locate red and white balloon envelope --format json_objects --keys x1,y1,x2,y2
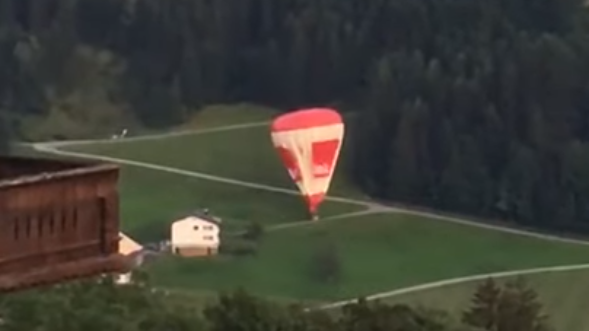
[{"x1": 270, "y1": 108, "x2": 344, "y2": 220}]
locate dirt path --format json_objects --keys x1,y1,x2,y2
[{"x1": 314, "y1": 263, "x2": 589, "y2": 310}]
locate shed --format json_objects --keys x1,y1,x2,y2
[
  {"x1": 115, "y1": 232, "x2": 143, "y2": 285},
  {"x1": 119, "y1": 232, "x2": 143, "y2": 256}
]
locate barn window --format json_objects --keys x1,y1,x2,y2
[
  {"x1": 49, "y1": 214, "x2": 55, "y2": 234},
  {"x1": 13, "y1": 217, "x2": 20, "y2": 240},
  {"x1": 72, "y1": 207, "x2": 78, "y2": 229},
  {"x1": 98, "y1": 197, "x2": 108, "y2": 254},
  {"x1": 25, "y1": 216, "x2": 31, "y2": 237},
  {"x1": 37, "y1": 215, "x2": 44, "y2": 237},
  {"x1": 98, "y1": 197, "x2": 107, "y2": 219},
  {"x1": 60, "y1": 207, "x2": 67, "y2": 232}
]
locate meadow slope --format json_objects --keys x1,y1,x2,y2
[{"x1": 30, "y1": 105, "x2": 589, "y2": 329}]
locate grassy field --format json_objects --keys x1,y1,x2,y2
[
  {"x1": 384, "y1": 268, "x2": 589, "y2": 331},
  {"x1": 58, "y1": 106, "x2": 365, "y2": 241},
  {"x1": 146, "y1": 213, "x2": 589, "y2": 302},
  {"x1": 32, "y1": 105, "x2": 362, "y2": 240},
  {"x1": 64, "y1": 109, "x2": 361, "y2": 199},
  {"x1": 39, "y1": 104, "x2": 589, "y2": 327},
  {"x1": 178, "y1": 103, "x2": 278, "y2": 128},
  {"x1": 116, "y1": 165, "x2": 359, "y2": 241}
]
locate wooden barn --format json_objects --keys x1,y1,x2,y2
[{"x1": 0, "y1": 155, "x2": 127, "y2": 292}]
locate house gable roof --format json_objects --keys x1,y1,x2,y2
[{"x1": 175, "y1": 210, "x2": 222, "y2": 225}]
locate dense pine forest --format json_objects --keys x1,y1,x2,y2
[{"x1": 0, "y1": 0, "x2": 589, "y2": 232}]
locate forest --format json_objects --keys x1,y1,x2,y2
[{"x1": 0, "y1": 0, "x2": 588, "y2": 233}]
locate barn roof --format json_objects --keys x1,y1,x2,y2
[{"x1": 0, "y1": 155, "x2": 118, "y2": 189}]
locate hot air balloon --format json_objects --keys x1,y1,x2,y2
[{"x1": 270, "y1": 108, "x2": 344, "y2": 220}]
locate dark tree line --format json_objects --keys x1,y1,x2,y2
[
  {"x1": 350, "y1": 0, "x2": 589, "y2": 232},
  {"x1": 0, "y1": 274, "x2": 552, "y2": 331},
  {"x1": 0, "y1": 0, "x2": 588, "y2": 230}
]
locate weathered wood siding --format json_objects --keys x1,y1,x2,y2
[{"x1": 0, "y1": 157, "x2": 124, "y2": 291}]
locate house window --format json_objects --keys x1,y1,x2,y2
[
  {"x1": 204, "y1": 225, "x2": 214, "y2": 231},
  {"x1": 193, "y1": 225, "x2": 199, "y2": 231},
  {"x1": 203, "y1": 235, "x2": 214, "y2": 241}
]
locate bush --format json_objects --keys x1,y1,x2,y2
[
  {"x1": 307, "y1": 241, "x2": 342, "y2": 284},
  {"x1": 241, "y1": 220, "x2": 265, "y2": 241},
  {"x1": 462, "y1": 277, "x2": 552, "y2": 331},
  {"x1": 219, "y1": 239, "x2": 258, "y2": 257}
]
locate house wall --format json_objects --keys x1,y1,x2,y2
[
  {"x1": 175, "y1": 246, "x2": 218, "y2": 257},
  {"x1": 171, "y1": 217, "x2": 220, "y2": 249},
  {"x1": 0, "y1": 163, "x2": 123, "y2": 290}
]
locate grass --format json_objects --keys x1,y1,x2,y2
[
  {"x1": 23, "y1": 104, "x2": 361, "y2": 241},
  {"x1": 58, "y1": 104, "x2": 364, "y2": 242},
  {"x1": 178, "y1": 103, "x2": 278, "y2": 129},
  {"x1": 384, "y1": 268, "x2": 589, "y2": 331},
  {"x1": 64, "y1": 109, "x2": 361, "y2": 199},
  {"x1": 116, "y1": 166, "x2": 359, "y2": 241},
  {"x1": 144, "y1": 213, "x2": 589, "y2": 302}
]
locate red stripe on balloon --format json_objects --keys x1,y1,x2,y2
[
  {"x1": 305, "y1": 192, "x2": 326, "y2": 215},
  {"x1": 275, "y1": 146, "x2": 301, "y2": 182},
  {"x1": 271, "y1": 108, "x2": 342, "y2": 132},
  {"x1": 311, "y1": 139, "x2": 340, "y2": 179}
]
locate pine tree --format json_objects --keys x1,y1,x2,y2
[
  {"x1": 204, "y1": 289, "x2": 285, "y2": 331},
  {"x1": 462, "y1": 278, "x2": 501, "y2": 329},
  {"x1": 462, "y1": 277, "x2": 553, "y2": 331}
]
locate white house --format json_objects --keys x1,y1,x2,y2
[
  {"x1": 115, "y1": 232, "x2": 143, "y2": 284},
  {"x1": 171, "y1": 212, "x2": 221, "y2": 257}
]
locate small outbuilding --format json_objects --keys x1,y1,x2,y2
[
  {"x1": 171, "y1": 211, "x2": 221, "y2": 257},
  {"x1": 115, "y1": 232, "x2": 143, "y2": 284}
]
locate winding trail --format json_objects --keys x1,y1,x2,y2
[
  {"x1": 27, "y1": 121, "x2": 589, "y2": 307},
  {"x1": 315, "y1": 263, "x2": 589, "y2": 310}
]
